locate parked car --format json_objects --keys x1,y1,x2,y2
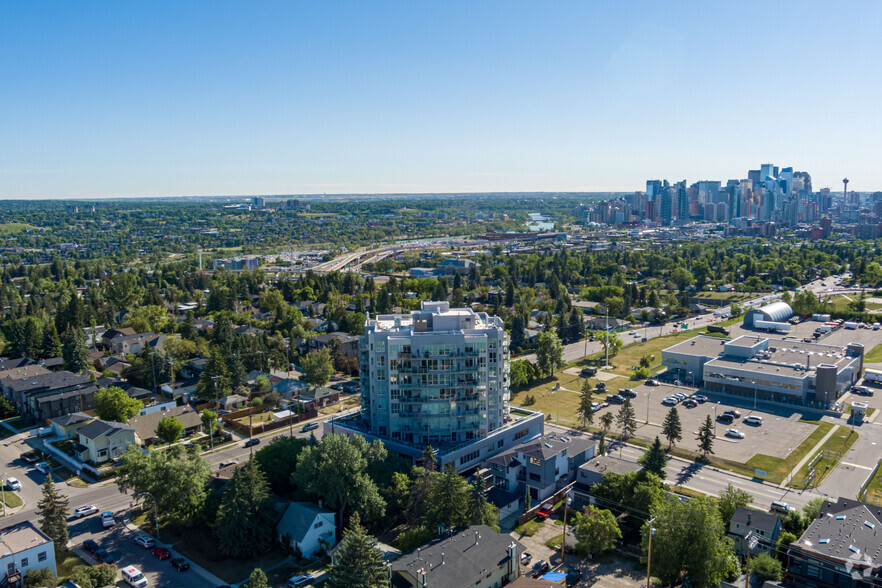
[
  {"x1": 566, "y1": 570, "x2": 584, "y2": 586},
  {"x1": 93, "y1": 549, "x2": 116, "y2": 564},
  {"x1": 301, "y1": 422, "x2": 319, "y2": 433},
  {"x1": 619, "y1": 388, "x2": 637, "y2": 398},
  {"x1": 646, "y1": 379, "x2": 659, "y2": 386},
  {"x1": 606, "y1": 394, "x2": 625, "y2": 404},
  {"x1": 520, "y1": 552, "x2": 532, "y2": 566},
  {"x1": 82, "y1": 539, "x2": 100, "y2": 554},
  {"x1": 662, "y1": 397, "x2": 678, "y2": 406},
  {"x1": 243, "y1": 437, "x2": 261, "y2": 448},
  {"x1": 532, "y1": 561, "x2": 551, "y2": 577},
  {"x1": 743, "y1": 415, "x2": 764, "y2": 426},
  {"x1": 725, "y1": 429, "x2": 745, "y2": 439},
  {"x1": 288, "y1": 574, "x2": 315, "y2": 586},
  {"x1": 73, "y1": 505, "x2": 99, "y2": 518},
  {"x1": 723, "y1": 409, "x2": 742, "y2": 418},
  {"x1": 716, "y1": 414, "x2": 735, "y2": 424},
  {"x1": 134, "y1": 536, "x2": 155, "y2": 549},
  {"x1": 19, "y1": 451, "x2": 39, "y2": 464},
  {"x1": 853, "y1": 386, "x2": 873, "y2": 396},
  {"x1": 691, "y1": 395, "x2": 708, "y2": 403},
  {"x1": 170, "y1": 557, "x2": 190, "y2": 571},
  {"x1": 152, "y1": 547, "x2": 171, "y2": 560},
  {"x1": 536, "y1": 503, "x2": 554, "y2": 520},
  {"x1": 35, "y1": 462, "x2": 51, "y2": 474},
  {"x1": 591, "y1": 402, "x2": 602, "y2": 412},
  {"x1": 682, "y1": 399, "x2": 698, "y2": 408},
  {"x1": 101, "y1": 511, "x2": 114, "y2": 528},
  {"x1": 5, "y1": 477, "x2": 21, "y2": 491}
]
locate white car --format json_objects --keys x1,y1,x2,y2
[
  {"x1": 35, "y1": 462, "x2": 51, "y2": 474},
  {"x1": 134, "y1": 535, "x2": 155, "y2": 549},
  {"x1": 73, "y1": 505, "x2": 99, "y2": 518},
  {"x1": 662, "y1": 397, "x2": 678, "y2": 406},
  {"x1": 5, "y1": 477, "x2": 21, "y2": 491},
  {"x1": 725, "y1": 429, "x2": 745, "y2": 439},
  {"x1": 101, "y1": 511, "x2": 115, "y2": 528},
  {"x1": 743, "y1": 415, "x2": 764, "y2": 426}
]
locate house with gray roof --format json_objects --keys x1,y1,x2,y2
[
  {"x1": 48, "y1": 412, "x2": 96, "y2": 440},
  {"x1": 576, "y1": 455, "x2": 642, "y2": 488},
  {"x1": 76, "y1": 419, "x2": 136, "y2": 465},
  {"x1": 1, "y1": 370, "x2": 96, "y2": 420},
  {"x1": 390, "y1": 525, "x2": 523, "y2": 588},
  {"x1": 728, "y1": 506, "x2": 781, "y2": 556},
  {"x1": 276, "y1": 502, "x2": 336, "y2": 560},
  {"x1": 127, "y1": 406, "x2": 203, "y2": 446}
]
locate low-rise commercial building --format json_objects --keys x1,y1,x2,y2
[{"x1": 0, "y1": 521, "x2": 56, "y2": 586}]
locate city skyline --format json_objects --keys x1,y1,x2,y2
[{"x1": 3, "y1": 1, "x2": 881, "y2": 199}]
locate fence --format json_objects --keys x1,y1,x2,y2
[
  {"x1": 515, "y1": 481, "x2": 576, "y2": 527},
  {"x1": 222, "y1": 409, "x2": 318, "y2": 435},
  {"x1": 859, "y1": 457, "x2": 882, "y2": 502}
]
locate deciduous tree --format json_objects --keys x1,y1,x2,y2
[
  {"x1": 717, "y1": 484, "x2": 753, "y2": 524},
  {"x1": 301, "y1": 348, "x2": 334, "y2": 387},
  {"x1": 94, "y1": 386, "x2": 143, "y2": 423},
  {"x1": 573, "y1": 506, "x2": 621, "y2": 556},
  {"x1": 536, "y1": 331, "x2": 564, "y2": 377},
  {"x1": 155, "y1": 416, "x2": 184, "y2": 445}
]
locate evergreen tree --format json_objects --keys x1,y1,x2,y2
[
  {"x1": 597, "y1": 432, "x2": 606, "y2": 455},
  {"x1": 61, "y1": 328, "x2": 90, "y2": 373},
  {"x1": 639, "y1": 436, "x2": 667, "y2": 479},
  {"x1": 37, "y1": 477, "x2": 70, "y2": 558},
  {"x1": 615, "y1": 398, "x2": 637, "y2": 441},
  {"x1": 328, "y1": 512, "x2": 390, "y2": 588},
  {"x1": 217, "y1": 459, "x2": 277, "y2": 557},
  {"x1": 245, "y1": 568, "x2": 268, "y2": 588},
  {"x1": 576, "y1": 378, "x2": 595, "y2": 429},
  {"x1": 599, "y1": 412, "x2": 614, "y2": 435},
  {"x1": 428, "y1": 462, "x2": 469, "y2": 530},
  {"x1": 466, "y1": 474, "x2": 498, "y2": 530},
  {"x1": 697, "y1": 415, "x2": 715, "y2": 457},
  {"x1": 41, "y1": 322, "x2": 62, "y2": 359},
  {"x1": 662, "y1": 407, "x2": 683, "y2": 449}
]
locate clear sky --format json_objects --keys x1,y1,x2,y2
[{"x1": 2, "y1": 1, "x2": 881, "y2": 199}]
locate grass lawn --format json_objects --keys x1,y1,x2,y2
[
  {"x1": 793, "y1": 426, "x2": 859, "y2": 488},
  {"x1": 510, "y1": 371, "x2": 630, "y2": 429},
  {"x1": 744, "y1": 421, "x2": 833, "y2": 485},
  {"x1": 865, "y1": 344, "x2": 882, "y2": 363},
  {"x1": 863, "y1": 463, "x2": 882, "y2": 506},
  {"x1": 514, "y1": 520, "x2": 543, "y2": 537},
  {"x1": 1, "y1": 491, "x2": 23, "y2": 509},
  {"x1": 56, "y1": 550, "x2": 89, "y2": 581},
  {"x1": 0, "y1": 222, "x2": 37, "y2": 236}
]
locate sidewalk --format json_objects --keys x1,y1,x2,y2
[{"x1": 784, "y1": 424, "x2": 840, "y2": 486}]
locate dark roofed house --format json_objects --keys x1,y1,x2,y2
[
  {"x1": 390, "y1": 526, "x2": 523, "y2": 588},
  {"x1": 276, "y1": 502, "x2": 336, "y2": 560},
  {"x1": 307, "y1": 332, "x2": 359, "y2": 358},
  {"x1": 48, "y1": 412, "x2": 96, "y2": 440},
  {"x1": 127, "y1": 405, "x2": 202, "y2": 446},
  {"x1": 728, "y1": 506, "x2": 781, "y2": 556},
  {"x1": 76, "y1": 419, "x2": 136, "y2": 464},
  {"x1": 786, "y1": 497, "x2": 882, "y2": 587},
  {"x1": 100, "y1": 327, "x2": 136, "y2": 350},
  {"x1": 576, "y1": 455, "x2": 643, "y2": 488},
  {"x1": 297, "y1": 387, "x2": 339, "y2": 410},
  {"x1": 2, "y1": 370, "x2": 96, "y2": 420}
]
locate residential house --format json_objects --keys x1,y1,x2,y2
[
  {"x1": 484, "y1": 433, "x2": 595, "y2": 501},
  {"x1": 100, "y1": 327, "x2": 136, "y2": 351},
  {"x1": 728, "y1": 507, "x2": 781, "y2": 557},
  {"x1": 48, "y1": 412, "x2": 96, "y2": 440},
  {"x1": 109, "y1": 332, "x2": 164, "y2": 355},
  {"x1": 95, "y1": 378, "x2": 152, "y2": 402},
  {"x1": 2, "y1": 371, "x2": 96, "y2": 420},
  {"x1": 576, "y1": 455, "x2": 642, "y2": 489},
  {"x1": 785, "y1": 497, "x2": 882, "y2": 587},
  {"x1": 76, "y1": 419, "x2": 136, "y2": 464},
  {"x1": 0, "y1": 521, "x2": 57, "y2": 587},
  {"x1": 307, "y1": 332, "x2": 359, "y2": 359},
  {"x1": 437, "y1": 258, "x2": 477, "y2": 275},
  {"x1": 233, "y1": 325, "x2": 265, "y2": 337},
  {"x1": 297, "y1": 387, "x2": 339, "y2": 410},
  {"x1": 276, "y1": 502, "x2": 336, "y2": 560},
  {"x1": 0, "y1": 365, "x2": 51, "y2": 383},
  {"x1": 219, "y1": 394, "x2": 248, "y2": 411},
  {"x1": 390, "y1": 525, "x2": 523, "y2": 588},
  {"x1": 127, "y1": 406, "x2": 203, "y2": 446},
  {"x1": 272, "y1": 379, "x2": 310, "y2": 399},
  {"x1": 245, "y1": 370, "x2": 281, "y2": 386}
]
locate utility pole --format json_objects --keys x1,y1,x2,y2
[
  {"x1": 136, "y1": 492, "x2": 160, "y2": 541},
  {"x1": 744, "y1": 532, "x2": 758, "y2": 588},
  {"x1": 559, "y1": 489, "x2": 572, "y2": 567},
  {"x1": 210, "y1": 375, "x2": 222, "y2": 451},
  {"x1": 605, "y1": 306, "x2": 609, "y2": 368},
  {"x1": 646, "y1": 516, "x2": 657, "y2": 588}
]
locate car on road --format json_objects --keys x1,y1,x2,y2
[
  {"x1": 536, "y1": 503, "x2": 555, "y2": 520},
  {"x1": 301, "y1": 422, "x2": 319, "y2": 432},
  {"x1": 170, "y1": 557, "x2": 190, "y2": 571},
  {"x1": 743, "y1": 415, "x2": 764, "y2": 426},
  {"x1": 288, "y1": 574, "x2": 315, "y2": 586},
  {"x1": 20, "y1": 451, "x2": 39, "y2": 464},
  {"x1": 629, "y1": 330, "x2": 637, "y2": 336},
  {"x1": 566, "y1": 570, "x2": 584, "y2": 586},
  {"x1": 606, "y1": 394, "x2": 625, "y2": 404},
  {"x1": 73, "y1": 505, "x2": 99, "y2": 518},
  {"x1": 722, "y1": 410, "x2": 741, "y2": 418},
  {"x1": 691, "y1": 395, "x2": 708, "y2": 403},
  {"x1": 134, "y1": 536, "x2": 155, "y2": 549},
  {"x1": 6, "y1": 477, "x2": 21, "y2": 491},
  {"x1": 770, "y1": 501, "x2": 794, "y2": 514},
  {"x1": 101, "y1": 511, "x2": 114, "y2": 528},
  {"x1": 725, "y1": 429, "x2": 745, "y2": 439},
  {"x1": 243, "y1": 438, "x2": 261, "y2": 448},
  {"x1": 619, "y1": 388, "x2": 637, "y2": 398},
  {"x1": 646, "y1": 379, "x2": 659, "y2": 386},
  {"x1": 94, "y1": 548, "x2": 116, "y2": 564},
  {"x1": 83, "y1": 539, "x2": 100, "y2": 554},
  {"x1": 152, "y1": 547, "x2": 171, "y2": 560},
  {"x1": 219, "y1": 458, "x2": 239, "y2": 469},
  {"x1": 532, "y1": 561, "x2": 551, "y2": 578},
  {"x1": 35, "y1": 462, "x2": 51, "y2": 474},
  {"x1": 716, "y1": 414, "x2": 735, "y2": 424},
  {"x1": 682, "y1": 399, "x2": 698, "y2": 408}
]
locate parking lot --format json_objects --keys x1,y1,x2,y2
[
  {"x1": 594, "y1": 382, "x2": 817, "y2": 462},
  {"x1": 70, "y1": 510, "x2": 215, "y2": 588}
]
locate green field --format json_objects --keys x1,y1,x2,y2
[
  {"x1": 0, "y1": 222, "x2": 37, "y2": 236},
  {"x1": 863, "y1": 463, "x2": 882, "y2": 506},
  {"x1": 793, "y1": 426, "x2": 859, "y2": 488},
  {"x1": 510, "y1": 370, "x2": 631, "y2": 429},
  {"x1": 864, "y1": 344, "x2": 882, "y2": 363}
]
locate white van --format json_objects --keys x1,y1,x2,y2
[{"x1": 121, "y1": 566, "x2": 148, "y2": 587}]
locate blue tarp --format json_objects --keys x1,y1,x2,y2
[{"x1": 539, "y1": 571, "x2": 567, "y2": 581}]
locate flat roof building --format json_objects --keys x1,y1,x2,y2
[{"x1": 662, "y1": 334, "x2": 863, "y2": 408}]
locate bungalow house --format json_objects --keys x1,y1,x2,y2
[
  {"x1": 728, "y1": 507, "x2": 781, "y2": 557},
  {"x1": 272, "y1": 379, "x2": 310, "y2": 399},
  {"x1": 576, "y1": 455, "x2": 642, "y2": 489},
  {"x1": 48, "y1": 412, "x2": 96, "y2": 440},
  {"x1": 219, "y1": 394, "x2": 248, "y2": 411},
  {"x1": 297, "y1": 387, "x2": 339, "y2": 410},
  {"x1": 276, "y1": 502, "x2": 336, "y2": 560},
  {"x1": 127, "y1": 406, "x2": 202, "y2": 446},
  {"x1": 307, "y1": 332, "x2": 359, "y2": 359},
  {"x1": 76, "y1": 419, "x2": 136, "y2": 464}
]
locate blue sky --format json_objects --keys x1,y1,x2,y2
[{"x1": 2, "y1": 1, "x2": 881, "y2": 198}]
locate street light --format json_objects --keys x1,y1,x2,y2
[
  {"x1": 646, "y1": 516, "x2": 657, "y2": 588},
  {"x1": 645, "y1": 393, "x2": 650, "y2": 425},
  {"x1": 1, "y1": 473, "x2": 6, "y2": 517},
  {"x1": 713, "y1": 404, "x2": 718, "y2": 437},
  {"x1": 135, "y1": 492, "x2": 159, "y2": 541},
  {"x1": 688, "y1": 371, "x2": 694, "y2": 390}
]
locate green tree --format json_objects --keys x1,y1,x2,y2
[
  {"x1": 576, "y1": 378, "x2": 595, "y2": 429},
  {"x1": 466, "y1": 473, "x2": 498, "y2": 530},
  {"x1": 196, "y1": 350, "x2": 231, "y2": 401},
  {"x1": 599, "y1": 412, "x2": 614, "y2": 435},
  {"x1": 509, "y1": 359, "x2": 537, "y2": 389},
  {"x1": 662, "y1": 407, "x2": 682, "y2": 449},
  {"x1": 536, "y1": 330, "x2": 565, "y2": 377},
  {"x1": 24, "y1": 567, "x2": 56, "y2": 588},
  {"x1": 217, "y1": 459, "x2": 277, "y2": 557},
  {"x1": 717, "y1": 484, "x2": 753, "y2": 525},
  {"x1": 254, "y1": 374, "x2": 271, "y2": 395},
  {"x1": 638, "y1": 436, "x2": 667, "y2": 479},
  {"x1": 301, "y1": 348, "x2": 334, "y2": 387},
  {"x1": 615, "y1": 398, "x2": 637, "y2": 441},
  {"x1": 597, "y1": 433, "x2": 606, "y2": 456},
  {"x1": 116, "y1": 444, "x2": 211, "y2": 524},
  {"x1": 41, "y1": 322, "x2": 62, "y2": 359},
  {"x1": 642, "y1": 496, "x2": 735, "y2": 588},
  {"x1": 751, "y1": 552, "x2": 783, "y2": 583},
  {"x1": 93, "y1": 386, "x2": 143, "y2": 423},
  {"x1": 573, "y1": 506, "x2": 621, "y2": 556},
  {"x1": 37, "y1": 476, "x2": 69, "y2": 558},
  {"x1": 155, "y1": 416, "x2": 184, "y2": 445},
  {"x1": 62, "y1": 328, "x2": 90, "y2": 372},
  {"x1": 802, "y1": 496, "x2": 824, "y2": 522},
  {"x1": 245, "y1": 568, "x2": 268, "y2": 588},
  {"x1": 774, "y1": 531, "x2": 797, "y2": 563},
  {"x1": 328, "y1": 512, "x2": 391, "y2": 588},
  {"x1": 429, "y1": 462, "x2": 469, "y2": 530},
  {"x1": 292, "y1": 434, "x2": 387, "y2": 531},
  {"x1": 254, "y1": 435, "x2": 308, "y2": 494},
  {"x1": 697, "y1": 414, "x2": 715, "y2": 457},
  {"x1": 201, "y1": 409, "x2": 219, "y2": 438}
]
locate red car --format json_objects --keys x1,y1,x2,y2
[
  {"x1": 152, "y1": 547, "x2": 171, "y2": 560},
  {"x1": 535, "y1": 503, "x2": 554, "y2": 520}
]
